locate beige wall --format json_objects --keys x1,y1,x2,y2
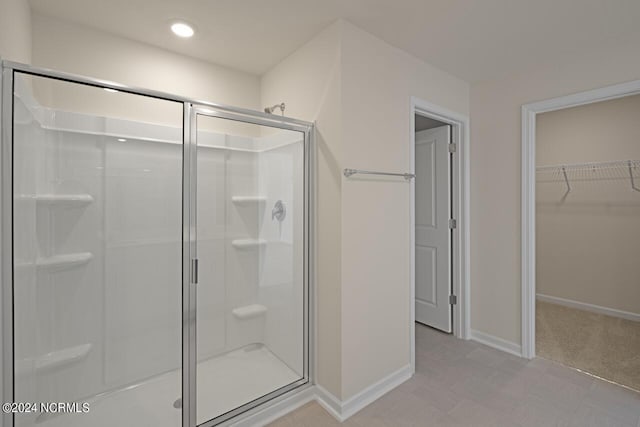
[
  {"x1": 31, "y1": 14, "x2": 260, "y2": 112},
  {"x1": 470, "y1": 36, "x2": 640, "y2": 346},
  {"x1": 537, "y1": 95, "x2": 640, "y2": 165},
  {"x1": 261, "y1": 21, "x2": 344, "y2": 398},
  {"x1": 262, "y1": 20, "x2": 469, "y2": 401},
  {"x1": 536, "y1": 95, "x2": 640, "y2": 315},
  {"x1": 0, "y1": 0, "x2": 32, "y2": 63},
  {"x1": 339, "y1": 23, "x2": 468, "y2": 399}
]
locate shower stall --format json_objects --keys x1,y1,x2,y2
[{"x1": 0, "y1": 62, "x2": 313, "y2": 427}]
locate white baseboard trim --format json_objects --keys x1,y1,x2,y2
[
  {"x1": 314, "y1": 385, "x2": 344, "y2": 421},
  {"x1": 341, "y1": 364, "x2": 412, "y2": 420},
  {"x1": 231, "y1": 364, "x2": 413, "y2": 425},
  {"x1": 231, "y1": 386, "x2": 316, "y2": 427},
  {"x1": 315, "y1": 364, "x2": 413, "y2": 422},
  {"x1": 470, "y1": 329, "x2": 523, "y2": 358},
  {"x1": 537, "y1": 294, "x2": 640, "y2": 322}
]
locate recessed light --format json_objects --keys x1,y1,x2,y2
[
  {"x1": 117, "y1": 138, "x2": 127, "y2": 142},
  {"x1": 104, "y1": 88, "x2": 118, "y2": 93},
  {"x1": 171, "y1": 22, "x2": 194, "y2": 38}
]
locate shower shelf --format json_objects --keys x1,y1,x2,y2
[
  {"x1": 36, "y1": 252, "x2": 93, "y2": 271},
  {"x1": 15, "y1": 194, "x2": 94, "y2": 207},
  {"x1": 35, "y1": 343, "x2": 92, "y2": 374},
  {"x1": 231, "y1": 196, "x2": 267, "y2": 205},
  {"x1": 232, "y1": 304, "x2": 267, "y2": 320},
  {"x1": 231, "y1": 239, "x2": 267, "y2": 250}
]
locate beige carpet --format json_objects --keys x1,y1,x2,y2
[{"x1": 537, "y1": 300, "x2": 640, "y2": 391}]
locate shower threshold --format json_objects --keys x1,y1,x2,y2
[{"x1": 31, "y1": 344, "x2": 300, "y2": 427}]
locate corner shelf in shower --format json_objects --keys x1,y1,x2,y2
[
  {"x1": 35, "y1": 343, "x2": 92, "y2": 375},
  {"x1": 232, "y1": 304, "x2": 267, "y2": 320},
  {"x1": 231, "y1": 239, "x2": 267, "y2": 250},
  {"x1": 231, "y1": 196, "x2": 267, "y2": 205},
  {"x1": 36, "y1": 252, "x2": 93, "y2": 271},
  {"x1": 15, "y1": 194, "x2": 94, "y2": 207}
]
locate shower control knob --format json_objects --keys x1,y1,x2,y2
[{"x1": 272, "y1": 200, "x2": 286, "y2": 222}]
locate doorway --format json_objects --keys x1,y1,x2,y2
[
  {"x1": 410, "y1": 97, "x2": 470, "y2": 372},
  {"x1": 522, "y1": 80, "x2": 640, "y2": 391},
  {"x1": 533, "y1": 94, "x2": 640, "y2": 391}
]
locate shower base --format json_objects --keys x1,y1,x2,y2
[{"x1": 31, "y1": 345, "x2": 300, "y2": 427}]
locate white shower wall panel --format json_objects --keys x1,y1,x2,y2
[
  {"x1": 196, "y1": 131, "x2": 267, "y2": 361},
  {"x1": 196, "y1": 147, "x2": 227, "y2": 360},
  {"x1": 14, "y1": 125, "x2": 108, "y2": 406},
  {"x1": 223, "y1": 148, "x2": 264, "y2": 353},
  {"x1": 42, "y1": 130, "x2": 104, "y2": 401},
  {"x1": 258, "y1": 134, "x2": 305, "y2": 376},
  {"x1": 104, "y1": 138, "x2": 182, "y2": 386},
  {"x1": 13, "y1": 81, "x2": 186, "y2": 415},
  {"x1": 13, "y1": 97, "x2": 45, "y2": 407}
]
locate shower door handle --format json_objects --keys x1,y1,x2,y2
[{"x1": 191, "y1": 258, "x2": 199, "y2": 284}]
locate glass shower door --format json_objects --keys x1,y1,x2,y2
[
  {"x1": 191, "y1": 108, "x2": 309, "y2": 426},
  {"x1": 10, "y1": 71, "x2": 185, "y2": 427}
]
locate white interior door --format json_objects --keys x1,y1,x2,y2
[{"x1": 415, "y1": 125, "x2": 452, "y2": 333}]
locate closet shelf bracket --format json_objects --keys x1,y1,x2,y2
[
  {"x1": 560, "y1": 166, "x2": 571, "y2": 202},
  {"x1": 628, "y1": 160, "x2": 640, "y2": 192}
]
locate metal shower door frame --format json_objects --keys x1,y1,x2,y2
[
  {"x1": 1, "y1": 60, "x2": 16, "y2": 427},
  {"x1": 0, "y1": 60, "x2": 314, "y2": 427},
  {"x1": 188, "y1": 106, "x2": 312, "y2": 427}
]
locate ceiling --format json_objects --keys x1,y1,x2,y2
[{"x1": 29, "y1": 0, "x2": 640, "y2": 82}]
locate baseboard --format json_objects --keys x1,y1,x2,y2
[
  {"x1": 314, "y1": 385, "x2": 344, "y2": 421},
  {"x1": 536, "y1": 294, "x2": 640, "y2": 322},
  {"x1": 231, "y1": 364, "x2": 412, "y2": 425},
  {"x1": 315, "y1": 364, "x2": 413, "y2": 422},
  {"x1": 470, "y1": 329, "x2": 523, "y2": 357},
  {"x1": 341, "y1": 364, "x2": 412, "y2": 420},
  {"x1": 230, "y1": 385, "x2": 316, "y2": 427}
]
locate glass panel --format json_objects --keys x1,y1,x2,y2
[
  {"x1": 195, "y1": 114, "x2": 305, "y2": 424},
  {"x1": 12, "y1": 73, "x2": 184, "y2": 427}
]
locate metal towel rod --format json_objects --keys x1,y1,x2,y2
[{"x1": 343, "y1": 168, "x2": 415, "y2": 181}]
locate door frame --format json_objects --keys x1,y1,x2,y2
[
  {"x1": 410, "y1": 97, "x2": 470, "y2": 373},
  {"x1": 0, "y1": 59, "x2": 315, "y2": 427},
  {"x1": 520, "y1": 79, "x2": 640, "y2": 359}
]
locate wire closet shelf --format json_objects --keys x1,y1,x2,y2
[{"x1": 536, "y1": 160, "x2": 640, "y2": 196}]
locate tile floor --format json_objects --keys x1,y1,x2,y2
[{"x1": 269, "y1": 323, "x2": 640, "y2": 427}]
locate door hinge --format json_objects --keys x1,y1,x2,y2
[
  {"x1": 449, "y1": 295, "x2": 457, "y2": 305},
  {"x1": 191, "y1": 258, "x2": 199, "y2": 284},
  {"x1": 448, "y1": 143, "x2": 456, "y2": 153},
  {"x1": 448, "y1": 218, "x2": 457, "y2": 229}
]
